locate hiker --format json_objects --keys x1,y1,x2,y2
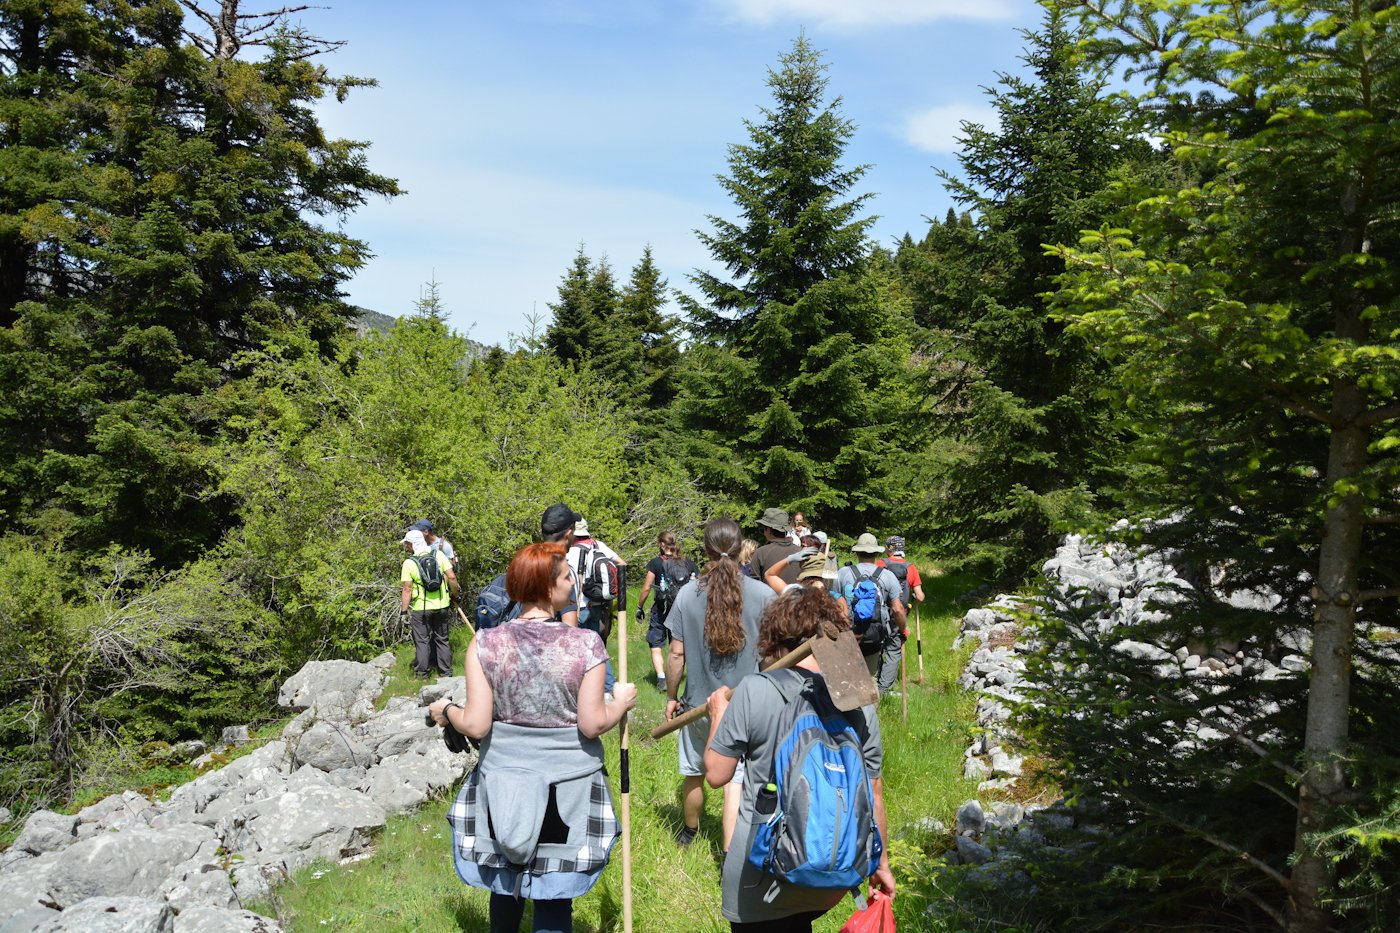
[
  {"x1": 748, "y1": 508, "x2": 801, "y2": 586},
  {"x1": 738, "y1": 539, "x2": 758, "y2": 578},
  {"x1": 410, "y1": 519, "x2": 459, "y2": 574},
  {"x1": 569, "y1": 517, "x2": 623, "y2": 696},
  {"x1": 789, "y1": 511, "x2": 812, "y2": 545},
  {"x1": 763, "y1": 548, "x2": 839, "y2": 598},
  {"x1": 703, "y1": 585, "x2": 895, "y2": 931},
  {"x1": 876, "y1": 535, "x2": 924, "y2": 612},
  {"x1": 400, "y1": 529, "x2": 460, "y2": 677},
  {"x1": 839, "y1": 533, "x2": 908, "y2": 697},
  {"x1": 636, "y1": 531, "x2": 698, "y2": 693},
  {"x1": 664, "y1": 517, "x2": 776, "y2": 851},
  {"x1": 539, "y1": 502, "x2": 581, "y2": 625},
  {"x1": 429, "y1": 542, "x2": 637, "y2": 933}
]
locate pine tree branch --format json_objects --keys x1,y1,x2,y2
[
  {"x1": 1223, "y1": 879, "x2": 1288, "y2": 929},
  {"x1": 1358, "y1": 588, "x2": 1400, "y2": 604},
  {"x1": 1142, "y1": 800, "x2": 1293, "y2": 890}
]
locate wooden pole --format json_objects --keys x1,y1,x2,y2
[
  {"x1": 652, "y1": 638, "x2": 818, "y2": 739},
  {"x1": 900, "y1": 646, "x2": 908, "y2": 726},
  {"x1": 915, "y1": 599, "x2": 924, "y2": 685},
  {"x1": 617, "y1": 567, "x2": 633, "y2": 933}
]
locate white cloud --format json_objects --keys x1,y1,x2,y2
[
  {"x1": 902, "y1": 103, "x2": 998, "y2": 154},
  {"x1": 715, "y1": 0, "x2": 1017, "y2": 27}
]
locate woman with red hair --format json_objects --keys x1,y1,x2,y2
[{"x1": 429, "y1": 542, "x2": 637, "y2": 932}]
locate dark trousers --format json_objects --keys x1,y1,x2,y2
[
  {"x1": 410, "y1": 607, "x2": 452, "y2": 675},
  {"x1": 730, "y1": 911, "x2": 826, "y2": 932},
  {"x1": 489, "y1": 894, "x2": 571, "y2": 933}
]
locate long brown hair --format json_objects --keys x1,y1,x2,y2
[{"x1": 700, "y1": 517, "x2": 745, "y2": 655}]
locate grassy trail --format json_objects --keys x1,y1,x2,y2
[{"x1": 262, "y1": 570, "x2": 980, "y2": 932}]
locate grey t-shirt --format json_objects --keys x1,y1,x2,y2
[
  {"x1": 710, "y1": 669, "x2": 883, "y2": 923},
  {"x1": 665, "y1": 573, "x2": 776, "y2": 708},
  {"x1": 837, "y1": 562, "x2": 902, "y2": 621}
]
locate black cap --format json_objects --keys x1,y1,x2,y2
[{"x1": 541, "y1": 503, "x2": 582, "y2": 536}]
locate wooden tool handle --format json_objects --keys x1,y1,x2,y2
[{"x1": 650, "y1": 636, "x2": 817, "y2": 740}]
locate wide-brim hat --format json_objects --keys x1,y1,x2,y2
[
  {"x1": 574, "y1": 518, "x2": 590, "y2": 537},
  {"x1": 797, "y1": 553, "x2": 828, "y2": 581},
  {"x1": 401, "y1": 529, "x2": 427, "y2": 551},
  {"x1": 851, "y1": 532, "x2": 883, "y2": 555},
  {"x1": 757, "y1": 507, "x2": 790, "y2": 533}
]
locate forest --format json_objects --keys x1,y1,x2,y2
[{"x1": 0, "y1": 0, "x2": 1397, "y2": 931}]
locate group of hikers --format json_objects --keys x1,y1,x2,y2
[{"x1": 396, "y1": 505, "x2": 920, "y2": 933}]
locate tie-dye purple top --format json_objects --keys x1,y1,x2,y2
[{"x1": 475, "y1": 617, "x2": 609, "y2": 727}]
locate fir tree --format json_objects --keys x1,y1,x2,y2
[{"x1": 678, "y1": 35, "x2": 908, "y2": 528}]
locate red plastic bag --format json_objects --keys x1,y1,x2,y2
[{"x1": 839, "y1": 890, "x2": 895, "y2": 933}]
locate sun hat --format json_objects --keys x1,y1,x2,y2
[
  {"x1": 797, "y1": 553, "x2": 828, "y2": 580},
  {"x1": 574, "y1": 518, "x2": 591, "y2": 537},
  {"x1": 885, "y1": 535, "x2": 905, "y2": 550},
  {"x1": 851, "y1": 532, "x2": 883, "y2": 555},
  {"x1": 757, "y1": 508, "x2": 790, "y2": 533},
  {"x1": 401, "y1": 529, "x2": 428, "y2": 552}
]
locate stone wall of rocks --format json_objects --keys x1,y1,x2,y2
[
  {"x1": 940, "y1": 529, "x2": 1399, "y2": 886},
  {"x1": 0, "y1": 656, "x2": 473, "y2": 933}
]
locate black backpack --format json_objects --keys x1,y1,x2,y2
[
  {"x1": 655, "y1": 557, "x2": 694, "y2": 616},
  {"x1": 411, "y1": 552, "x2": 444, "y2": 596},
  {"x1": 883, "y1": 560, "x2": 911, "y2": 608},
  {"x1": 576, "y1": 543, "x2": 621, "y2": 603}
]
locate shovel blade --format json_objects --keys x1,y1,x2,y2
[{"x1": 810, "y1": 629, "x2": 879, "y2": 711}]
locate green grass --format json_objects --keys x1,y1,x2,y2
[{"x1": 259, "y1": 569, "x2": 984, "y2": 932}]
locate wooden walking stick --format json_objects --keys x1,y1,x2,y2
[
  {"x1": 616, "y1": 566, "x2": 633, "y2": 933},
  {"x1": 900, "y1": 646, "x2": 908, "y2": 726},
  {"x1": 915, "y1": 598, "x2": 925, "y2": 685}
]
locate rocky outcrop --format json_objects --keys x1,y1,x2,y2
[{"x1": 0, "y1": 651, "x2": 474, "y2": 933}]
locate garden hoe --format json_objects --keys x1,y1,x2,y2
[{"x1": 651, "y1": 626, "x2": 878, "y2": 739}]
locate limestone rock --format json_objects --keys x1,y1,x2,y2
[
  {"x1": 0, "y1": 852, "x2": 62, "y2": 923},
  {"x1": 48, "y1": 825, "x2": 216, "y2": 909},
  {"x1": 277, "y1": 659, "x2": 385, "y2": 720},
  {"x1": 293, "y1": 722, "x2": 372, "y2": 772},
  {"x1": 955, "y1": 799, "x2": 984, "y2": 835},
  {"x1": 217, "y1": 778, "x2": 385, "y2": 873},
  {"x1": 173, "y1": 907, "x2": 283, "y2": 933},
  {"x1": 31, "y1": 896, "x2": 172, "y2": 933},
  {"x1": 13, "y1": 812, "x2": 77, "y2": 856}
]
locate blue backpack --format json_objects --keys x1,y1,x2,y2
[
  {"x1": 473, "y1": 573, "x2": 518, "y2": 631},
  {"x1": 747, "y1": 670, "x2": 883, "y2": 898},
  {"x1": 847, "y1": 566, "x2": 891, "y2": 650}
]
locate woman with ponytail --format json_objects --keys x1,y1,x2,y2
[{"x1": 663, "y1": 517, "x2": 776, "y2": 851}]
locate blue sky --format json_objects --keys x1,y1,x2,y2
[{"x1": 307, "y1": 0, "x2": 1043, "y2": 346}]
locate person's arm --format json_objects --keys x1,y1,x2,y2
[
  {"x1": 664, "y1": 638, "x2": 686, "y2": 720},
  {"x1": 703, "y1": 686, "x2": 738, "y2": 787},
  {"x1": 577, "y1": 662, "x2": 637, "y2": 738},
  {"x1": 764, "y1": 547, "x2": 815, "y2": 595},
  {"x1": 913, "y1": 584, "x2": 925, "y2": 604},
  {"x1": 869, "y1": 778, "x2": 896, "y2": 895},
  {"x1": 429, "y1": 640, "x2": 493, "y2": 739},
  {"x1": 637, "y1": 570, "x2": 657, "y2": 612},
  {"x1": 443, "y1": 560, "x2": 460, "y2": 601},
  {"x1": 400, "y1": 579, "x2": 413, "y2": 614}
]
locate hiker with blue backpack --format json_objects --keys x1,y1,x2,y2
[
  {"x1": 703, "y1": 585, "x2": 894, "y2": 931},
  {"x1": 400, "y1": 529, "x2": 461, "y2": 677},
  {"x1": 838, "y1": 533, "x2": 907, "y2": 697}
]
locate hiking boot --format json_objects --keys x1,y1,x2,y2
[{"x1": 676, "y1": 825, "x2": 698, "y2": 848}]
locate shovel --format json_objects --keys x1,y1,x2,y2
[{"x1": 651, "y1": 627, "x2": 878, "y2": 739}]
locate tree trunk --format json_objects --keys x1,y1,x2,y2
[{"x1": 1287, "y1": 363, "x2": 1369, "y2": 932}]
